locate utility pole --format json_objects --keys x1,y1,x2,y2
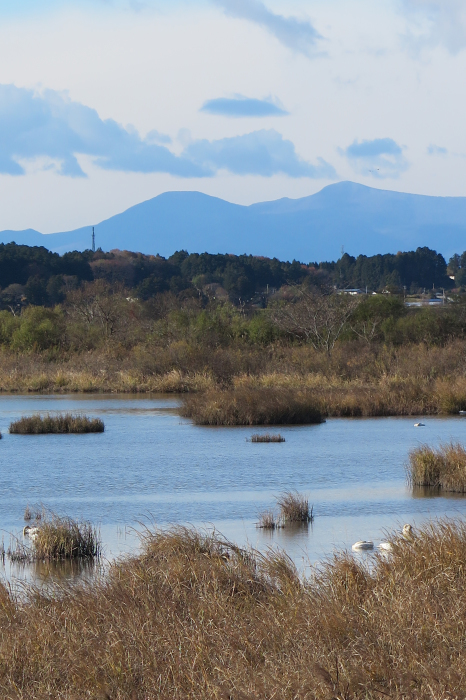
[{"x1": 92, "y1": 226, "x2": 95, "y2": 253}]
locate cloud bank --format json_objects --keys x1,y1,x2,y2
[
  {"x1": 402, "y1": 0, "x2": 466, "y2": 53},
  {"x1": 341, "y1": 138, "x2": 409, "y2": 179},
  {"x1": 212, "y1": 0, "x2": 322, "y2": 57},
  {"x1": 185, "y1": 130, "x2": 336, "y2": 178},
  {"x1": 200, "y1": 95, "x2": 288, "y2": 117},
  {"x1": 0, "y1": 84, "x2": 334, "y2": 180}
]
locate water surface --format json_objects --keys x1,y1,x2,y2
[{"x1": 1, "y1": 394, "x2": 466, "y2": 582}]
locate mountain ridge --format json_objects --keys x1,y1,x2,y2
[{"x1": 1, "y1": 182, "x2": 466, "y2": 262}]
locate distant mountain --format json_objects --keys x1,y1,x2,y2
[{"x1": 2, "y1": 181, "x2": 466, "y2": 262}]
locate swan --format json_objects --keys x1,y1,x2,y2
[
  {"x1": 414, "y1": 423, "x2": 425, "y2": 427},
  {"x1": 402, "y1": 523, "x2": 414, "y2": 540},
  {"x1": 351, "y1": 540, "x2": 374, "y2": 551},
  {"x1": 23, "y1": 525, "x2": 39, "y2": 542},
  {"x1": 377, "y1": 542, "x2": 393, "y2": 551}
]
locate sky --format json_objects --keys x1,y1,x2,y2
[{"x1": 1, "y1": 0, "x2": 466, "y2": 232}]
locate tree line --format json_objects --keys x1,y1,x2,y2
[{"x1": 1, "y1": 242, "x2": 465, "y2": 312}]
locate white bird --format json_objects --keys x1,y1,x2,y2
[
  {"x1": 414, "y1": 423, "x2": 425, "y2": 427},
  {"x1": 352, "y1": 540, "x2": 374, "y2": 551},
  {"x1": 23, "y1": 525, "x2": 39, "y2": 542},
  {"x1": 402, "y1": 523, "x2": 414, "y2": 540},
  {"x1": 377, "y1": 542, "x2": 393, "y2": 551}
]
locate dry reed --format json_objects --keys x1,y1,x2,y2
[
  {"x1": 408, "y1": 442, "x2": 466, "y2": 492},
  {"x1": 0, "y1": 521, "x2": 466, "y2": 697},
  {"x1": 277, "y1": 491, "x2": 313, "y2": 523},
  {"x1": 9, "y1": 413, "x2": 105, "y2": 434},
  {"x1": 250, "y1": 433, "x2": 285, "y2": 442},
  {"x1": 181, "y1": 387, "x2": 324, "y2": 426},
  {"x1": 16, "y1": 512, "x2": 100, "y2": 560}
]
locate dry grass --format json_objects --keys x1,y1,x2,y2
[
  {"x1": 1, "y1": 521, "x2": 466, "y2": 697},
  {"x1": 9, "y1": 413, "x2": 105, "y2": 434},
  {"x1": 12, "y1": 512, "x2": 100, "y2": 561},
  {"x1": 277, "y1": 490, "x2": 312, "y2": 523},
  {"x1": 408, "y1": 442, "x2": 466, "y2": 492},
  {"x1": 250, "y1": 433, "x2": 285, "y2": 442},
  {"x1": 256, "y1": 510, "x2": 278, "y2": 529},
  {"x1": 181, "y1": 387, "x2": 325, "y2": 426}
]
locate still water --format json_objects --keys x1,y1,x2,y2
[{"x1": 1, "y1": 394, "x2": 466, "y2": 583}]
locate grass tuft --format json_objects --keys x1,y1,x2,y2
[
  {"x1": 408, "y1": 442, "x2": 466, "y2": 492},
  {"x1": 13, "y1": 511, "x2": 101, "y2": 561},
  {"x1": 250, "y1": 433, "x2": 285, "y2": 443},
  {"x1": 258, "y1": 491, "x2": 313, "y2": 529},
  {"x1": 9, "y1": 413, "x2": 104, "y2": 434},
  {"x1": 277, "y1": 491, "x2": 313, "y2": 523}
]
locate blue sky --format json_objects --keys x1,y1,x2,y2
[{"x1": 1, "y1": 0, "x2": 466, "y2": 231}]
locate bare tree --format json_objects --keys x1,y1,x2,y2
[{"x1": 270, "y1": 286, "x2": 360, "y2": 353}]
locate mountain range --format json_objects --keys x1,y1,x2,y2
[{"x1": 1, "y1": 181, "x2": 466, "y2": 262}]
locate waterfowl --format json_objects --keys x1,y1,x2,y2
[
  {"x1": 351, "y1": 540, "x2": 374, "y2": 551},
  {"x1": 377, "y1": 542, "x2": 393, "y2": 551},
  {"x1": 414, "y1": 423, "x2": 425, "y2": 427},
  {"x1": 23, "y1": 525, "x2": 39, "y2": 541},
  {"x1": 402, "y1": 523, "x2": 414, "y2": 540}
]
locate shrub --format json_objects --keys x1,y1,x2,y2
[
  {"x1": 9, "y1": 413, "x2": 105, "y2": 434},
  {"x1": 408, "y1": 442, "x2": 466, "y2": 492}
]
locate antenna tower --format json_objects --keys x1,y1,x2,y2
[{"x1": 92, "y1": 226, "x2": 95, "y2": 253}]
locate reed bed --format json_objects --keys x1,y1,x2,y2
[
  {"x1": 408, "y1": 442, "x2": 466, "y2": 492},
  {"x1": 9, "y1": 413, "x2": 105, "y2": 434},
  {"x1": 250, "y1": 433, "x2": 285, "y2": 442},
  {"x1": 181, "y1": 387, "x2": 325, "y2": 426},
  {"x1": 1, "y1": 521, "x2": 466, "y2": 697}
]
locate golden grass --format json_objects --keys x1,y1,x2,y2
[
  {"x1": 408, "y1": 442, "x2": 466, "y2": 492},
  {"x1": 9, "y1": 413, "x2": 105, "y2": 434},
  {"x1": 1, "y1": 521, "x2": 466, "y2": 697},
  {"x1": 277, "y1": 490, "x2": 312, "y2": 523}
]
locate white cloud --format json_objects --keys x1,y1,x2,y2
[{"x1": 401, "y1": 0, "x2": 466, "y2": 53}]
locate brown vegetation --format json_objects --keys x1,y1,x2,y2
[
  {"x1": 1, "y1": 521, "x2": 466, "y2": 697},
  {"x1": 277, "y1": 491, "x2": 312, "y2": 523},
  {"x1": 9, "y1": 413, "x2": 105, "y2": 434},
  {"x1": 409, "y1": 442, "x2": 466, "y2": 492},
  {"x1": 181, "y1": 387, "x2": 324, "y2": 426},
  {"x1": 250, "y1": 433, "x2": 285, "y2": 442}
]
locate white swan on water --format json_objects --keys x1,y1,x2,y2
[
  {"x1": 351, "y1": 541, "x2": 374, "y2": 551},
  {"x1": 23, "y1": 525, "x2": 39, "y2": 542}
]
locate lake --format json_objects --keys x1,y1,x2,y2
[{"x1": 1, "y1": 393, "x2": 466, "y2": 583}]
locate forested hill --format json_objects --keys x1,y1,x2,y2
[
  {"x1": 2, "y1": 182, "x2": 466, "y2": 261},
  {"x1": 0, "y1": 243, "x2": 463, "y2": 310}
]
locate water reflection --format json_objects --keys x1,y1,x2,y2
[{"x1": 412, "y1": 485, "x2": 466, "y2": 500}]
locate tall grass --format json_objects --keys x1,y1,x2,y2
[
  {"x1": 1, "y1": 521, "x2": 466, "y2": 697},
  {"x1": 408, "y1": 442, "x2": 466, "y2": 492},
  {"x1": 9, "y1": 413, "x2": 104, "y2": 434},
  {"x1": 181, "y1": 387, "x2": 324, "y2": 426}
]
